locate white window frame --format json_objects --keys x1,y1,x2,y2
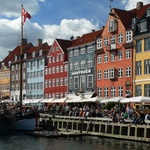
[
  {"x1": 126, "y1": 30, "x2": 132, "y2": 43},
  {"x1": 97, "y1": 55, "x2": 102, "y2": 64},
  {"x1": 97, "y1": 38, "x2": 102, "y2": 49},
  {"x1": 118, "y1": 34, "x2": 123, "y2": 43}
]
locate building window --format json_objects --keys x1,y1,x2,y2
[
  {"x1": 87, "y1": 46, "x2": 93, "y2": 53},
  {"x1": 49, "y1": 57, "x2": 52, "y2": 63},
  {"x1": 81, "y1": 60, "x2": 86, "y2": 69},
  {"x1": 97, "y1": 55, "x2": 102, "y2": 64},
  {"x1": 52, "y1": 67, "x2": 55, "y2": 74},
  {"x1": 144, "y1": 37, "x2": 150, "y2": 51},
  {"x1": 56, "y1": 66, "x2": 59, "y2": 73},
  {"x1": 87, "y1": 75, "x2": 93, "y2": 88},
  {"x1": 97, "y1": 70, "x2": 102, "y2": 80},
  {"x1": 108, "y1": 19, "x2": 116, "y2": 32},
  {"x1": 52, "y1": 56, "x2": 55, "y2": 63},
  {"x1": 111, "y1": 52, "x2": 115, "y2": 61},
  {"x1": 70, "y1": 51, "x2": 73, "y2": 57},
  {"x1": 49, "y1": 67, "x2": 51, "y2": 74},
  {"x1": 144, "y1": 84, "x2": 150, "y2": 97},
  {"x1": 60, "y1": 78, "x2": 63, "y2": 86},
  {"x1": 104, "y1": 87, "x2": 108, "y2": 98},
  {"x1": 74, "y1": 49, "x2": 79, "y2": 56},
  {"x1": 136, "y1": 40, "x2": 142, "y2": 53},
  {"x1": 74, "y1": 61, "x2": 79, "y2": 70},
  {"x1": 60, "y1": 54, "x2": 63, "y2": 61},
  {"x1": 80, "y1": 76, "x2": 85, "y2": 92},
  {"x1": 126, "y1": 67, "x2": 131, "y2": 77},
  {"x1": 56, "y1": 56, "x2": 59, "y2": 62},
  {"x1": 87, "y1": 59, "x2": 93, "y2": 68},
  {"x1": 97, "y1": 38, "x2": 102, "y2": 49},
  {"x1": 64, "y1": 64, "x2": 68, "y2": 72},
  {"x1": 69, "y1": 77, "x2": 73, "y2": 90},
  {"x1": 144, "y1": 59, "x2": 150, "y2": 74},
  {"x1": 56, "y1": 78, "x2": 59, "y2": 86},
  {"x1": 118, "y1": 50, "x2": 123, "y2": 60},
  {"x1": 110, "y1": 35, "x2": 116, "y2": 44},
  {"x1": 135, "y1": 85, "x2": 141, "y2": 96},
  {"x1": 74, "y1": 77, "x2": 79, "y2": 89},
  {"x1": 118, "y1": 86, "x2": 123, "y2": 97},
  {"x1": 147, "y1": 8, "x2": 150, "y2": 16},
  {"x1": 97, "y1": 87, "x2": 102, "y2": 97},
  {"x1": 118, "y1": 68, "x2": 123, "y2": 78},
  {"x1": 104, "y1": 54, "x2": 108, "y2": 62},
  {"x1": 126, "y1": 49, "x2": 131, "y2": 59},
  {"x1": 60, "y1": 65, "x2": 63, "y2": 72},
  {"x1": 70, "y1": 62, "x2": 73, "y2": 71},
  {"x1": 136, "y1": 61, "x2": 142, "y2": 75},
  {"x1": 104, "y1": 70, "x2": 109, "y2": 79},
  {"x1": 80, "y1": 48, "x2": 85, "y2": 55},
  {"x1": 139, "y1": 21, "x2": 148, "y2": 32},
  {"x1": 64, "y1": 77, "x2": 68, "y2": 86},
  {"x1": 126, "y1": 30, "x2": 132, "y2": 43},
  {"x1": 118, "y1": 34, "x2": 123, "y2": 43},
  {"x1": 104, "y1": 38, "x2": 109, "y2": 47},
  {"x1": 111, "y1": 86, "x2": 116, "y2": 97}
]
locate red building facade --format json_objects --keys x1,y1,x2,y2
[{"x1": 44, "y1": 39, "x2": 72, "y2": 98}]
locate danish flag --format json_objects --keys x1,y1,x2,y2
[{"x1": 22, "y1": 8, "x2": 31, "y2": 23}]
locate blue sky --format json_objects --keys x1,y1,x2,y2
[{"x1": 0, "y1": 0, "x2": 149, "y2": 60}]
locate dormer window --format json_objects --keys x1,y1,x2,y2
[
  {"x1": 15, "y1": 56, "x2": 17, "y2": 61},
  {"x1": 147, "y1": 8, "x2": 150, "y2": 17},
  {"x1": 32, "y1": 51, "x2": 35, "y2": 57},
  {"x1": 139, "y1": 20, "x2": 148, "y2": 32},
  {"x1": 39, "y1": 50, "x2": 42, "y2": 56},
  {"x1": 8, "y1": 61, "x2": 11, "y2": 67},
  {"x1": 108, "y1": 19, "x2": 117, "y2": 32},
  {"x1": 24, "y1": 53, "x2": 27, "y2": 59}
]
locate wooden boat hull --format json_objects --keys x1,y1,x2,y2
[
  {"x1": 10, "y1": 118, "x2": 36, "y2": 131},
  {"x1": 10, "y1": 112, "x2": 38, "y2": 131}
]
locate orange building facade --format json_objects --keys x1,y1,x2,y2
[{"x1": 96, "y1": 8, "x2": 134, "y2": 98}]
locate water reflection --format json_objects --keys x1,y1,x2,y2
[{"x1": 0, "y1": 133, "x2": 149, "y2": 150}]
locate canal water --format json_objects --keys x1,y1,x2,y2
[{"x1": 0, "y1": 132, "x2": 149, "y2": 150}]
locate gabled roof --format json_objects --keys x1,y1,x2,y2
[
  {"x1": 25, "y1": 42, "x2": 50, "y2": 60},
  {"x1": 56, "y1": 39, "x2": 72, "y2": 53},
  {"x1": 112, "y1": 3, "x2": 150, "y2": 29},
  {"x1": 113, "y1": 8, "x2": 135, "y2": 29},
  {"x1": 131, "y1": 3, "x2": 150, "y2": 19},
  {"x1": 1, "y1": 43, "x2": 33, "y2": 68},
  {"x1": 69, "y1": 29, "x2": 103, "y2": 48}
]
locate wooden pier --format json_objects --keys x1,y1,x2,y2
[{"x1": 39, "y1": 113, "x2": 150, "y2": 142}]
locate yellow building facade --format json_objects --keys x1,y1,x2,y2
[
  {"x1": 133, "y1": 8, "x2": 150, "y2": 97},
  {"x1": 0, "y1": 66, "x2": 10, "y2": 100}
]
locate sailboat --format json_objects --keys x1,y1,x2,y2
[{"x1": 9, "y1": 5, "x2": 39, "y2": 131}]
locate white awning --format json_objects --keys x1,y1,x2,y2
[
  {"x1": 120, "y1": 96, "x2": 150, "y2": 103},
  {"x1": 100, "y1": 97, "x2": 124, "y2": 103}
]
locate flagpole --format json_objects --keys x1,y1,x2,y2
[{"x1": 20, "y1": 4, "x2": 23, "y2": 108}]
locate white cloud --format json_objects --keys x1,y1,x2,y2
[
  {"x1": 0, "y1": 17, "x2": 98, "y2": 61},
  {"x1": 122, "y1": 0, "x2": 150, "y2": 10}
]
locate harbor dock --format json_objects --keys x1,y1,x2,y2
[{"x1": 38, "y1": 113, "x2": 150, "y2": 142}]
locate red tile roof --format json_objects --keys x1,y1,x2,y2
[
  {"x1": 69, "y1": 29, "x2": 103, "y2": 48},
  {"x1": 1, "y1": 43, "x2": 33, "y2": 67}
]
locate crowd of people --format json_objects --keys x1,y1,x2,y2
[{"x1": 35, "y1": 102, "x2": 150, "y2": 125}]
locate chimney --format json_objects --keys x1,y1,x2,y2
[
  {"x1": 22, "y1": 39, "x2": 27, "y2": 46},
  {"x1": 37, "y1": 39, "x2": 42, "y2": 46},
  {"x1": 136, "y1": 2, "x2": 143, "y2": 9},
  {"x1": 8, "y1": 51, "x2": 12, "y2": 54}
]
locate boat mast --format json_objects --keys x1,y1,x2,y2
[{"x1": 20, "y1": 4, "x2": 23, "y2": 108}]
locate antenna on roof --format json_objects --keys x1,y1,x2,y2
[
  {"x1": 109, "y1": 0, "x2": 113, "y2": 11},
  {"x1": 70, "y1": 29, "x2": 75, "y2": 40}
]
